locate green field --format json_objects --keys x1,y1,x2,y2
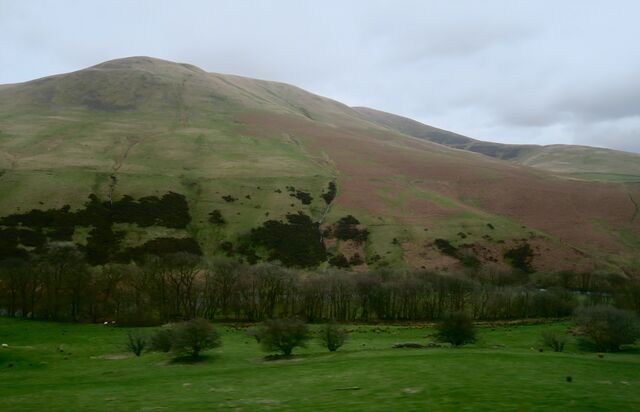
[{"x1": 0, "y1": 318, "x2": 638, "y2": 411}]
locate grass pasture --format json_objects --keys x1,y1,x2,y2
[{"x1": 0, "y1": 319, "x2": 638, "y2": 411}]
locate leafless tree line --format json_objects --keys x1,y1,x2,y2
[{"x1": 1, "y1": 246, "x2": 638, "y2": 324}]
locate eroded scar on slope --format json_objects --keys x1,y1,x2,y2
[
  {"x1": 112, "y1": 136, "x2": 141, "y2": 172},
  {"x1": 629, "y1": 194, "x2": 639, "y2": 223}
]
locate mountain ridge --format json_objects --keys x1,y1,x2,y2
[
  {"x1": 0, "y1": 56, "x2": 638, "y2": 274},
  {"x1": 353, "y1": 106, "x2": 640, "y2": 181}
]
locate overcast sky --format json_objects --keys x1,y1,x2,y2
[{"x1": 2, "y1": 0, "x2": 640, "y2": 153}]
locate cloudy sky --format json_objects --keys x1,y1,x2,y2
[{"x1": 2, "y1": 0, "x2": 640, "y2": 153}]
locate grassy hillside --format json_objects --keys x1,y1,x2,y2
[
  {"x1": 0, "y1": 57, "x2": 639, "y2": 272},
  {"x1": 1, "y1": 318, "x2": 639, "y2": 411},
  {"x1": 354, "y1": 107, "x2": 640, "y2": 182}
]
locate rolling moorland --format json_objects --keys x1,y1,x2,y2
[
  {"x1": 0, "y1": 56, "x2": 639, "y2": 275},
  {"x1": 354, "y1": 107, "x2": 640, "y2": 182}
]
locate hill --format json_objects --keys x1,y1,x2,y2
[
  {"x1": 0, "y1": 57, "x2": 639, "y2": 273},
  {"x1": 354, "y1": 107, "x2": 640, "y2": 182}
]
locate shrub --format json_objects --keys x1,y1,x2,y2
[
  {"x1": 541, "y1": 330, "x2": 567, "y2": 352},
  {"x1": 504, "y1": 243, "x2": 534, "y2": 273},
  {"x1": 248, "y1": 212, "x2": 326, "y2": 267},
  {"x1": 150, "y1": 319, "x2": 221, "y2": 358},
  {"x1": 575, "y1": 305, "x2": 640, "y2": 352},
  {"x1": 334, "y1": 215, "x2": 369, "y2": 242},
  {"x1": 246, "y1": 326, "x2": 264, "y2": 343},
  {"x1": 290, "y1": 190, "x2": 313, "y2": 205},
  {"x1": 125, "y1": 238, "x2": 203, "y2": 259},
  {"x1": 349, "y1": 253, "x2": 364, "y2": 266},
  {"x1": 208, "y1": 210, "x2": 225, "y2": 225},
  {"x1": 171, "y1": 319, "x2": 221, "y2": 358},
  {"x1": 86, "y1": 224, "x2": 124, "y2": 265},
  {"x1": 329, "y1": 254, "x2": 350, "y2": 268},
  {"x1": 321, "y1": 181, "x2": 337, "y2": 204},
  {"x1": 259, "y1": 318, "x2": 310, "y2": 356},
  {"x1": 434, "y1": 239, "x2": 457, "y2": 257},
  {"x1": 125, "y1": 331, "x2": 147, "y2": 356},
  {"x1": 319, "y1": 322, "x2": 348, "y2": 352},
  {"x1": 436, "y1": 312, "x2": 477, "y2": 347},
  {"x1": 149, "y1": 326, "x2": 174, "y2": 353}
]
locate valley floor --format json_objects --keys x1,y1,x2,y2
[{"x1": 0, "y1": 319, "x2": 638, "y2": 411}]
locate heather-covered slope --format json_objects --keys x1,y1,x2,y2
[
  {"x1": 0, "y1": 57, "x2": 638, "y2": 273},
  {"x1": 354, "y1": 106, "x2": 640, "y2": 182}
]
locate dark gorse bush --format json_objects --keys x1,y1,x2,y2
[
  {"x1": 258, "y1": 318, "x2": 310, "y2": 356},
  {"x1": 436, "y1": 311, "x2": 477, "y2": 347},
  {"x1": 172, "y1": 318, "x2": 221, "y2": 358},
  {"x1": 575, "y1": 305, "x2": 640, "y2": 352},
  {"x1": 150, "y1": 319, "x2": 221, "y2": 358},
  {"x1": 149, "y1": 326, "x2": 174, "y2": 353},
  {"x1": 541, "y1": 330, "x2": 567, "y2": 352},
  {"x1": 125, "y1": 331, "x2": 147, "y2": 356},
  {"x1": 320, "y1": 322, "x2": 348, "y2": 352}
]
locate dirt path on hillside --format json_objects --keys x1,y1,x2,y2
[
  {"x1": 112, "y1": 136, "x2": 140, "y2": 172},
  {"x1": 107, "y1": 136, "x2": 142, "y2": 204},
  {"x1": 317, "y1": 182, "x2": 336, "y2": 225},
  {"x1": 630, "y1": 194, "x2": 639, "y2": 223}
]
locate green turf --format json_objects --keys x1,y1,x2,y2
[{"x1": 0, "y1": 318, "x2": 638, "y2": 411}]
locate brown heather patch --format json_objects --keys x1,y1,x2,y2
[{"x1": 235, "y1": 111, "x2": 640, "y2": 270}]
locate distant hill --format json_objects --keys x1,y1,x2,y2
[
  {"x1": 354, "y1": 107, "x2": 640, "y2": 182},
  {"x1": 0, "y1": 57, "x2": 638, "y2": 273}
]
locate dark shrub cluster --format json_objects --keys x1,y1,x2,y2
[
  {"x1": 334, "y1": 215, "x2": 369, "y2": 243},
  {"x1": 575, "y1": 305, "x2": 640, "y2": 352},
  {"x1": 321, "y1": 181, "x2": 337, "y2": 205},
  {"x1": 86, "y1": 224, "x2": 125, "y2": 265},
  {"x1": 434, "y1": 239, "x2": 480, "y2": 268},
  {"x1": 124, "y1": 237, "x2": 203, "y2": 259},
  {"x1": 541, "y1": 330, "x2": 567, "y2": 352},
  {"x1": 349, "y1": 253, "x2": 364, "y2": 266},
  {"x1": 257, "y1": 318, "x2": 310, "y2": 356},
  {"x1": 247, "y1": 212, "x2": 326, "y2": 267},
  {"x1": 434, "y1": 239, "x2": 457, "y2": 256},
  {"x1": 436, "y1": 311, "x2": 477, "y2": 346},
  {"x1": 109, "y1": 192, "x2": 192, "y2": 229},
  {"x1": 208, "y1": 209, "x2": 226, "y2": 226},
  {"x1": 320, "y1": 322, "x2": 348, "y2": 352},
  {"x1": 329, "y1": 253, "x2": 350, "y2": 268},
  {"x1": 328, "y1": 253, "x2": 364, "y2": 268},
  {"x1": 504, "y1": 243, "x2": 535, "y2": 273},
  {"x1": 0, "y1": 192, "x2": 193, "y2": 263},
  {"x1": 149, "y1": 319, "x2": 221, "y2": 359},
  {"x1": 15, "y1": 228, "x2": 47, "y2": 248},
  {"x1": 1, "y1": 205, "x2": 77, "y2": 247},
  {"x1": 0, "y1": 229, "x2": 30, "y2": 260},
  {"x1": 125, "y1": 331, "x2": 147, "y2": 356},
  {"x1": 289, "y1": 190, "x2": 313, "y2": 205},
  {"x1": 149, "y1": 327, "x2": 174, "y2": 353},
  {"x1": 0, "y1": 204, "x2": 75, "y2": 229}
]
